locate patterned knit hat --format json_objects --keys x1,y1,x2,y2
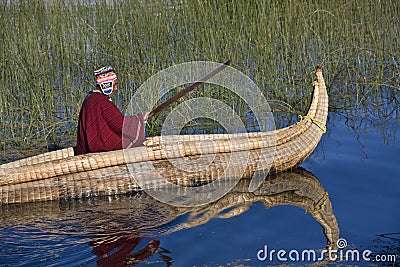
[{"x1": 94, "y1": 66, "x2": 117, "y2": 95}]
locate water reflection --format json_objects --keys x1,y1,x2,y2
[
  {"x1": 0, "y1": 167, "x2": 339, "y2": 266},
  {"x1": 89, "y1": 235, "x2": 161, "y2": 267}
]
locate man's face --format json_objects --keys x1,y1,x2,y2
[{"x1": 109, "y1": 80, "x2": 118, "y2": 98}]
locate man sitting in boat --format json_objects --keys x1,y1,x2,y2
[{"x1": 76, "y1": 66, "x2": 149, "y2": 155}]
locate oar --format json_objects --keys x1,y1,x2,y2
[{"x1": 147, "y1": 60, "x2": 230, "y2": 119}]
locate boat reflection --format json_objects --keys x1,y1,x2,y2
[{"x1": 0, "y1": 167, "x2": 339, "y2": 266}]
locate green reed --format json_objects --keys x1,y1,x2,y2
[{"x1": 0, "y1": 0, "x2": 399, "y2": 159}]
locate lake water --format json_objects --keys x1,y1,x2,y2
[{"x1": 0, "y1": 110, "x2": 399, "y2": 266}]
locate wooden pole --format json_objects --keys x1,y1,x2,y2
[{"x1": 148, "y1": 60, "x2": 230, "y2": 119}]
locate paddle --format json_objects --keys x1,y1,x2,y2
[{"x1": 147, "y1": 60, "x2": 231, "y2": 119}]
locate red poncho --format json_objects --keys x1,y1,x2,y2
[{"x1": 76, "y1": 92, "x2": 145, "y2": 155}]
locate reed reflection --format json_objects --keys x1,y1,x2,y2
[{"x1": 0, "y1": 167, "x2": 339, "y2": 266}]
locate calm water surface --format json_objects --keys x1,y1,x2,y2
[{"x1": 0, "y1": 111, "x2": 399, "y2": 267}]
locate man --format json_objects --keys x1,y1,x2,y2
[{"x1": 76, "y1": 66, "x2": 148, "y2": 155}]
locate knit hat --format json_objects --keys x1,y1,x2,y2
[{"x1": 94, "y1": 66, "x2": 117, "y2": 95}]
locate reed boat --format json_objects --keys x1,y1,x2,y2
[{"x1": 0, "y1": 67, "x2": 328, "y2": 204}]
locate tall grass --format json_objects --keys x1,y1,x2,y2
[{"x1": 0, "y1": 0, "x2": 399, "y2": 159}]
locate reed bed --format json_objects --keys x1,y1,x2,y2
[{"x1": 0, "y1": 0, "x2": 399, "y2": 161}]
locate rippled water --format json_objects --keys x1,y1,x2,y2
[{"x1": 0, "y1": 111, "x2": 399, "y2": 266}]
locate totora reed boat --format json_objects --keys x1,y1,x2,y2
[{"x1": 0, "y1": 67, "x2": 328, "y2": 204}]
